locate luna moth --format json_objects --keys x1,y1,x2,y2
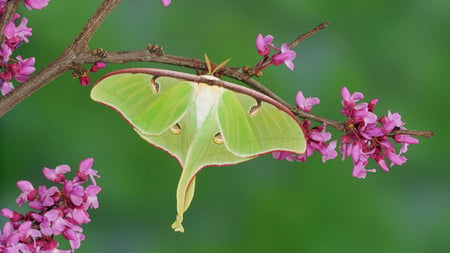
[{"x1": 90, "y1": 68, "x2": 306, "y2": 232}]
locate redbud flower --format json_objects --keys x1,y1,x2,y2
[
  {"x1": 0, "y1": 8, "x2": 36, "y2": 97},
  {"x1": 380, "y1": 110, "x2": 404, "y2": 133},
  {"x1": 0, "y1": 43, "x2": 12, "y2": 64},
  {"x1": 43, "y1": 164, "x2": 71, "y2": 183},
  {"x1": 23, "y1": 0, "x2": 50, "y2": 10},
  {"x1": 1, "y1": 209, "x2": 24, "y2": 222},
  {"x1": 15, "y1": 180, "x2": 36, "y2": 206},
  {"x1": 76, "y1": 157, "x2": 99, "y2": 185},
  {"x1": 0, "y1": 80, "x2": 13, "y2": 96},
  {"x1": 89, "y1": 61, "x2": 106, "y2": 73},
  {"x1": 340, "y1": 86, "x2": 418, "y2": 178},
  {"x1": 161, "y1": 0, "x2": 171, "y2": 6},
  {"x1": 256, "y1": 34, "x2": 275, "y2": 56},
  {"x1": 79, "y1": 75, "x2": 91, "y2": 86},
  {"x1": 0, "y1": 158, "x2": 101, "y2": 252},
  {"x1": 254, "y1": 34, "x2": 298, "y2": 72},
  {"x1": 78, "y1": 62, "x2": 106, "y2": 86},
  {"x1": 271, "y1": 43, "x2": 296, "y2": 71},
  {"x1": 11, "y1": 56, "x2": 35, "y2": 82},
  {"x1": 4, "y1": 17, "x2": 32, "y2": 46},
  {"x1": 85, "y1": 185, "x2": 101, "y2": 209},
  {"x1": 296, "y1": 91, "x2": 320, "y2": 112}
]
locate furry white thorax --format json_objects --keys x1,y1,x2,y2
[{"x1": 195, "y1": 80, "x2": 224, "y2": 128}]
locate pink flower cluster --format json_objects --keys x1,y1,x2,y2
[
  {"x1": 274, "y1": 87, "x2": 419, "y2": 179},
  {"x1": 273, "y1": 91, "x2": 338, "y2": 163},
  {"x1": 340, "y1": 87, "x2": 419, "y2": 178},
  {"x1": 255, "y1": 34, "x2": 296, "y2": 71},
  {"x1": 0, "y1": 158, "x2": 101, "y2": 253},
  {"x1": 0, "y1": 0, "x2": 50, "y2": 96}
]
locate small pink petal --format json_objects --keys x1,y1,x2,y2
[{"x1": 161, "y1": 0, "x2": 171, "y2": 6}]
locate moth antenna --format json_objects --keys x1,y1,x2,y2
[
  {"x1": 204, "y1": 53, "x2": 213, "y2": 74},
  {"x1": 211, "y1": 58, "x2": 231, "y2": 76}
]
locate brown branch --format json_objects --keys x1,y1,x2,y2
[
  {"x1": 0, "y1": 0, "x2": 122, "y2": 117},
  {"x1": 288, "y1": 22, "x2": 329, "y2": 49},
  {"x1": 78, "y1": 48, "x2": 433, "y2": 138},
  {"x1": 392, "y1": 129, "x2": 434, "y2": 139},
  {"x1": 0, "y1": 13, "x2": 434, "y2": 139}
]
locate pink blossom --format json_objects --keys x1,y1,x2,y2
[
  {"x1": 11, "y1": 56, "x2": 35, "y2": 82},
  {"x1": 85, "y1": 185, "x2": 101, "y2": 209},
  {"x1": 1, "y1": 208, "x2": 24, "y2": 222},
  {"x1": 38, "y1": 185, "x2": 60, "y2": 207},
  {"x1": 71, "y1": 208, "x2": 91, "y2": 225},
  {"x1": 376, "y1": 156, "x2": 389, "y2": 172},
  {"x1": 1, "y1": 158, "x2": 101, "y2": 252},
  {"x1": 339, "y1": 87, "x2": 418, "y2": 178},
  {"x1": 89, "y1": 61, "x2": 106, "y2": 72},
  {"x1": 76, "y1": 157, "x2": 99, "y2": 185},
  {"x1": 63, "y1": 181, "x2": 84, "y2": 207},
  {"x1": 43, "y1": 164, "x2": 71, "y2": 183},
  {"x1": 296, "y1": 91, "x2": 320, "y2": 112},
  {"x1": 4, "y1": 17, "x2": 32, "y2": 46},
  {"x1": 64, "y1": 226, "x2": 85, "y2": 252},
  {"x1": 271, "y1": 43, "x2": 296, "y2": 70},
  {"x1": 0, "y1": 80, "x2": 13, "y2": 96},
  {"x1": 40, "y1": 209, "x2": 67, "y2": 236},
  {"x1": 272, "y1": 151, "x2": 296, "y2": 161},
  {"x1": 368, "y1": 98, "x2": 378, "y2": 112},
  {"x1": 319, "y1": 140, "x2": 338, "y2": 163},
  {"x1": 0, "y1": 43, "x2": 12, "y2": 64},
  {"x1": 394, "y1": 134, "x2": 419, "y2": 144},
  {"x1": 256, "y1": 34, "x2": 275, "y2": 56},
  {"x1": 78, "y1": 75, "x2": 90, "y2": 86},
  {"x1": 340, "y1": 86, "x2": 364, "y2": 113},
  {"x1": 385, "y1": 149, "x2": 407, "y2": 166},
  {"x1": 23, "y1": 0, "x2": 50, "y2": 10},
  {"x1": 17, "y1": 220, "x2": 41, "y2": 241},
  {"x1": 15, "y1": 180, "x2": 36, "y2": 206},
  {"x1": 352, "y1": 160, "x2": 376, "y2": 179},
  {"x1": 381, "y1": 111, "x2": 404, "y2": 133},
  {"x1": 161, "y1": 0, "x2": 171, "y2": 6}
]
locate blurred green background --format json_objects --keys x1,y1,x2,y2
[{"x1": 1, "y1": 0, "x2": 449, "y2": 252}]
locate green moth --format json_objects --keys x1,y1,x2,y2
[{"x1": 90, "y1": 68, "x2": 306, "y2": 232}]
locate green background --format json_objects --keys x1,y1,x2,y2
[{"x1": 1, "y1": 0, "x2": 449, "y2": 252}]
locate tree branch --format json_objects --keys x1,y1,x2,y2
[
  {"x1": 0, "y1": 7, "x2": 434, "y2": 139},
  {"x1": 0, "y1": 0, "x2": 122, "y2": 117},
  {"x1": 77, "y1": 47, "x2": 433, "y2": 138}
]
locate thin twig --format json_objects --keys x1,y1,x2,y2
[{"x1": 288, "y1": 22, "x2": 328, "y2": 49}]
